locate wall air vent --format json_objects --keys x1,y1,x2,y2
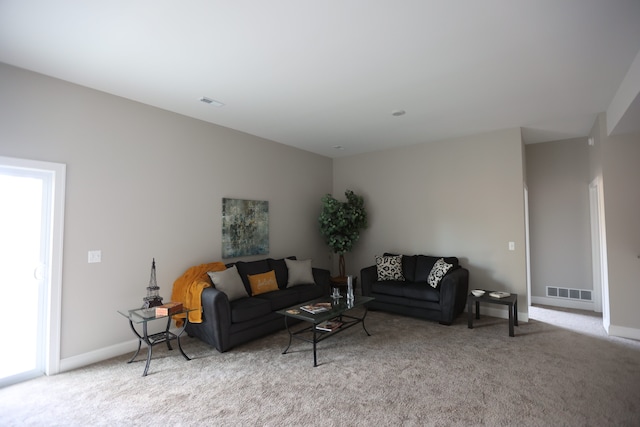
[{"x1": 546, "y1": 286, "x2": 592, "y2": 301}]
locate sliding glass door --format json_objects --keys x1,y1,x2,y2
[{"x1": 0, "y1": 157, "x2": 65, "y2": 387}]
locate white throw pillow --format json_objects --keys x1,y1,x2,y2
[
  {"x1": 427, "y1": 258, "x2": 453, "y2": 288},
  {"x1": 208, "y1": 265, "x2": 249, "y2": 301},
  {"x1": 285, "y1": 258, "x2": 315, "y2": 287},
  {"x1": 376, "y1": 255, "x2": 405, "y2": 281}
]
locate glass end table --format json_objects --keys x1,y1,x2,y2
[{"x1": 118, "y1": 307, "x2": 197, "y2": 376}]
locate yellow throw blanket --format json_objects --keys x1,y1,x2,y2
[{"x1": 171, "y1": 261, "x2": 226, "y2": 327}]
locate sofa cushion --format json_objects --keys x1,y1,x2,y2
[
  {"x1": 402, "y1": 255, "x2": 417, "y2": 282},
  {"x1": 229, "y1": 297, "x2": 272, "y2": 323},
  {"x1": 285, "y1": 258, "x2": 315, "y2": 287},
  {"x1": 234, "y1": 259, "x2": 271, "y2": 294},
  {"x1": 371, "y1": 280, "x2": 405, "y2": 297},
  {"x1": 376, "y1": 255, "x2": 405, "y2": 281},
  {"x1": 402, "y1": 282, "x2": 440, "y2": 302},
  {"x1": 368, "y1": 293, "x2": 409, "y2": 307},
  {"x1": 414, "y1": 255, "x2": 438, "y2": 282},
  {"x1": 293, "y1": 283, "x2": 326, "y2": 303},
  {"x1": 248, "y1": 270, "x2": 279, "y2": 296},
  {"x1": 415, "y1": 256, "x2": 459, "y2": 283},
  {"x1": 427, "y1": 258, "x2": 454, "y2": 288},
  {"x1": 208, "y1": 266, "x2": 249, "y2": 301},
  {"x1": 254, "y1": 287, "x2": 300, "y2": 311},
  {"x1": 268, "y1": 257, "x2": 296, "y2": 289},
  {"x1": 384, "y1": 253, "x2": 415, "y2": 281}
]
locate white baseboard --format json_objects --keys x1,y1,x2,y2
[
  {"x1": 609, "y1": 324, "x2": 640, "y2": 341},
  {"x1": 531, "y1": 296, "x2": 594, "y2": 311},
  {"x1": 526, "y1": 297, "x2": 639, "y2": 341},
  {"x1": 59, "y1": 327, "x2": 184, "y2": 373},
  {"x1": 59, "y1": 338, "x2": 140, "y2": 373}
]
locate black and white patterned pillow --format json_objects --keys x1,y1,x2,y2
[
  {"x1": 427, "y1": 258, "x2": 453, "y2": 288},
  {"x1": 376, "y1": 255, "x2": 405, "y2": 281}
]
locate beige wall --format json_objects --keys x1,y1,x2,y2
[
  {"x1": 0, "y1": 63, "x2": 332, "y2": 361},
  {"x1": 589, "y1": 112, "x2": 640, "y2": 338},
  {"x1": 333, "y1": 128, "x2": 528, "y2": 312},
  {"x1": 3, "y1": 59, "x2": 637, "y2": 368},
  {"x1": 526, "y1": 138, "x2": 593, "y2": 303},
  {"x1": 601, "y1": 130, "x2": 640, "y2": 334}
]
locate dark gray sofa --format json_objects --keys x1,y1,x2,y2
[
  {"x1": 186, "y1": 257, "x2": 330, "y2": 352},
  {"x1": 361, "y1": 254, "x2": 469, "y2": 325}
]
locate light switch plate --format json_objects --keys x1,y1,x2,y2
[
  {"x1": 508, "y1": 242, "x2": 515, "y2": 251},
  {"x1": 88, "y1": 250, "x2": 102, "y2": 263}
]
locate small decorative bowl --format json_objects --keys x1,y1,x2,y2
[{"x1": 471, "y1": 289, "x2": 485, "y2": 297}]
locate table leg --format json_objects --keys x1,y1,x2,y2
[
  {"x1": 514, "y1": 298, "x2": 519, "y2": 326},
  {"x1": 313, "y1": 326, "x2": 318, "y2": 367},
  {"x1": 176, "y1": 315, "x2": 191, "y2": 361},
  {"x1": 142, "y1": 322, "x2": 152, "y2": 377},
  {"x1": 165, "y1": 316, "x2": 173, "y2": 351},
  {"x1": 281, "y1": 316, "x2": 293, "y2": 355},
  {"x1": 475, "y1": 300, "x2": 480, "y2": 319},
  {"x1": 508, "y1": 303, "x2": 515, "y2": 337},
  {"x1": 467, "y1": 298, "x2": 473, "y2": 329},
  {"x1": 361, "y1": 307, "x2": 371, "y2": 336},
  {"x1": 126, "y1": 320, "x2": 142, "y2": 363}
]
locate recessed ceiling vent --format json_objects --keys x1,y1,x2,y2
[{"x1": 200, "y1": 97, "x2": 224, "y2": 107}]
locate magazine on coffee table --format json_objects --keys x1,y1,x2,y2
[
  {"x1": 316, "y1": 320, "x2": 343, "y2": 332},
  {"x1": 300, "y1": 302, "x2": 332, "y2": 314}
]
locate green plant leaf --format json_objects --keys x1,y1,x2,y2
[{"x1": 318, "y1": 190, "x2": 368, "y2": 255}]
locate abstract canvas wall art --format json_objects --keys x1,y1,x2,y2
[{"x1": 222, "y1": 198, "x2": 269, "y2": 258}]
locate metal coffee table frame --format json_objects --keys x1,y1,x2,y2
[{"x1": 277, "y1": 296, "x2": 374, "y2": 367}]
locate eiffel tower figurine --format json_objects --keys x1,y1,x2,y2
[{"x1": 142, "y1": 258, "x2": 164, "y2": 309}]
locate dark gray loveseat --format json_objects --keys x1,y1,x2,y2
[
  {"x1": 186, "y1": 257, "x2": 330, "y2": 352},
  {"x1": 361, "y1": 254, "x2": 469, "y2": 325}
]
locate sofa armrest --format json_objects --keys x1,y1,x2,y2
[
  {"x1": 438, "y1": 267, "x2": 469, "y2": 324},
  {"x1": 199, "y1": 287, "x2": 232, "y2": 352},
  {"x1": 360, "y1": 265, "x2": 378, "y2": 296},
  {"x1": 312, "y1": 267, "x2": 331, "y2": 294}
]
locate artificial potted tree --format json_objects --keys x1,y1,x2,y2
[{"x1": 318, "y1": 190, "x2": 368, "y2": 280}]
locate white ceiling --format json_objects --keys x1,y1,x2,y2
[{"x1": 1, "y1": 1, "x2": 640, "y2": 158}]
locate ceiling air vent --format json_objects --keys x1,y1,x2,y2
[{"x1": 199, "y1": 97, "x2": 224, "y2": 107}]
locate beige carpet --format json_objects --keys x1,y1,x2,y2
[{"x1": 1, "y1": 305, "x2": 639, "y2": 426}]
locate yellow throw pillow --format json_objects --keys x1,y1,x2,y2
[{"x1": 248, "y1": 270, "x2": 279, "y2": 296}]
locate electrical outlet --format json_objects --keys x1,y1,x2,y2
[
  {"x1": 508, "y1": 242, "x2": 515, "y2": 251},
  {"x1": 88, "y1": 250, "x2": 102, "y2": 263}
]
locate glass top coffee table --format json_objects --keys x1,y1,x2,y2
[{"x1": 276, "y1": 295, "x2": 374, "y2": 367}]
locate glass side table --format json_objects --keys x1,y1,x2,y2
[{"x1": 117, "y1": 307, "x2": 197, "y2": 376}]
